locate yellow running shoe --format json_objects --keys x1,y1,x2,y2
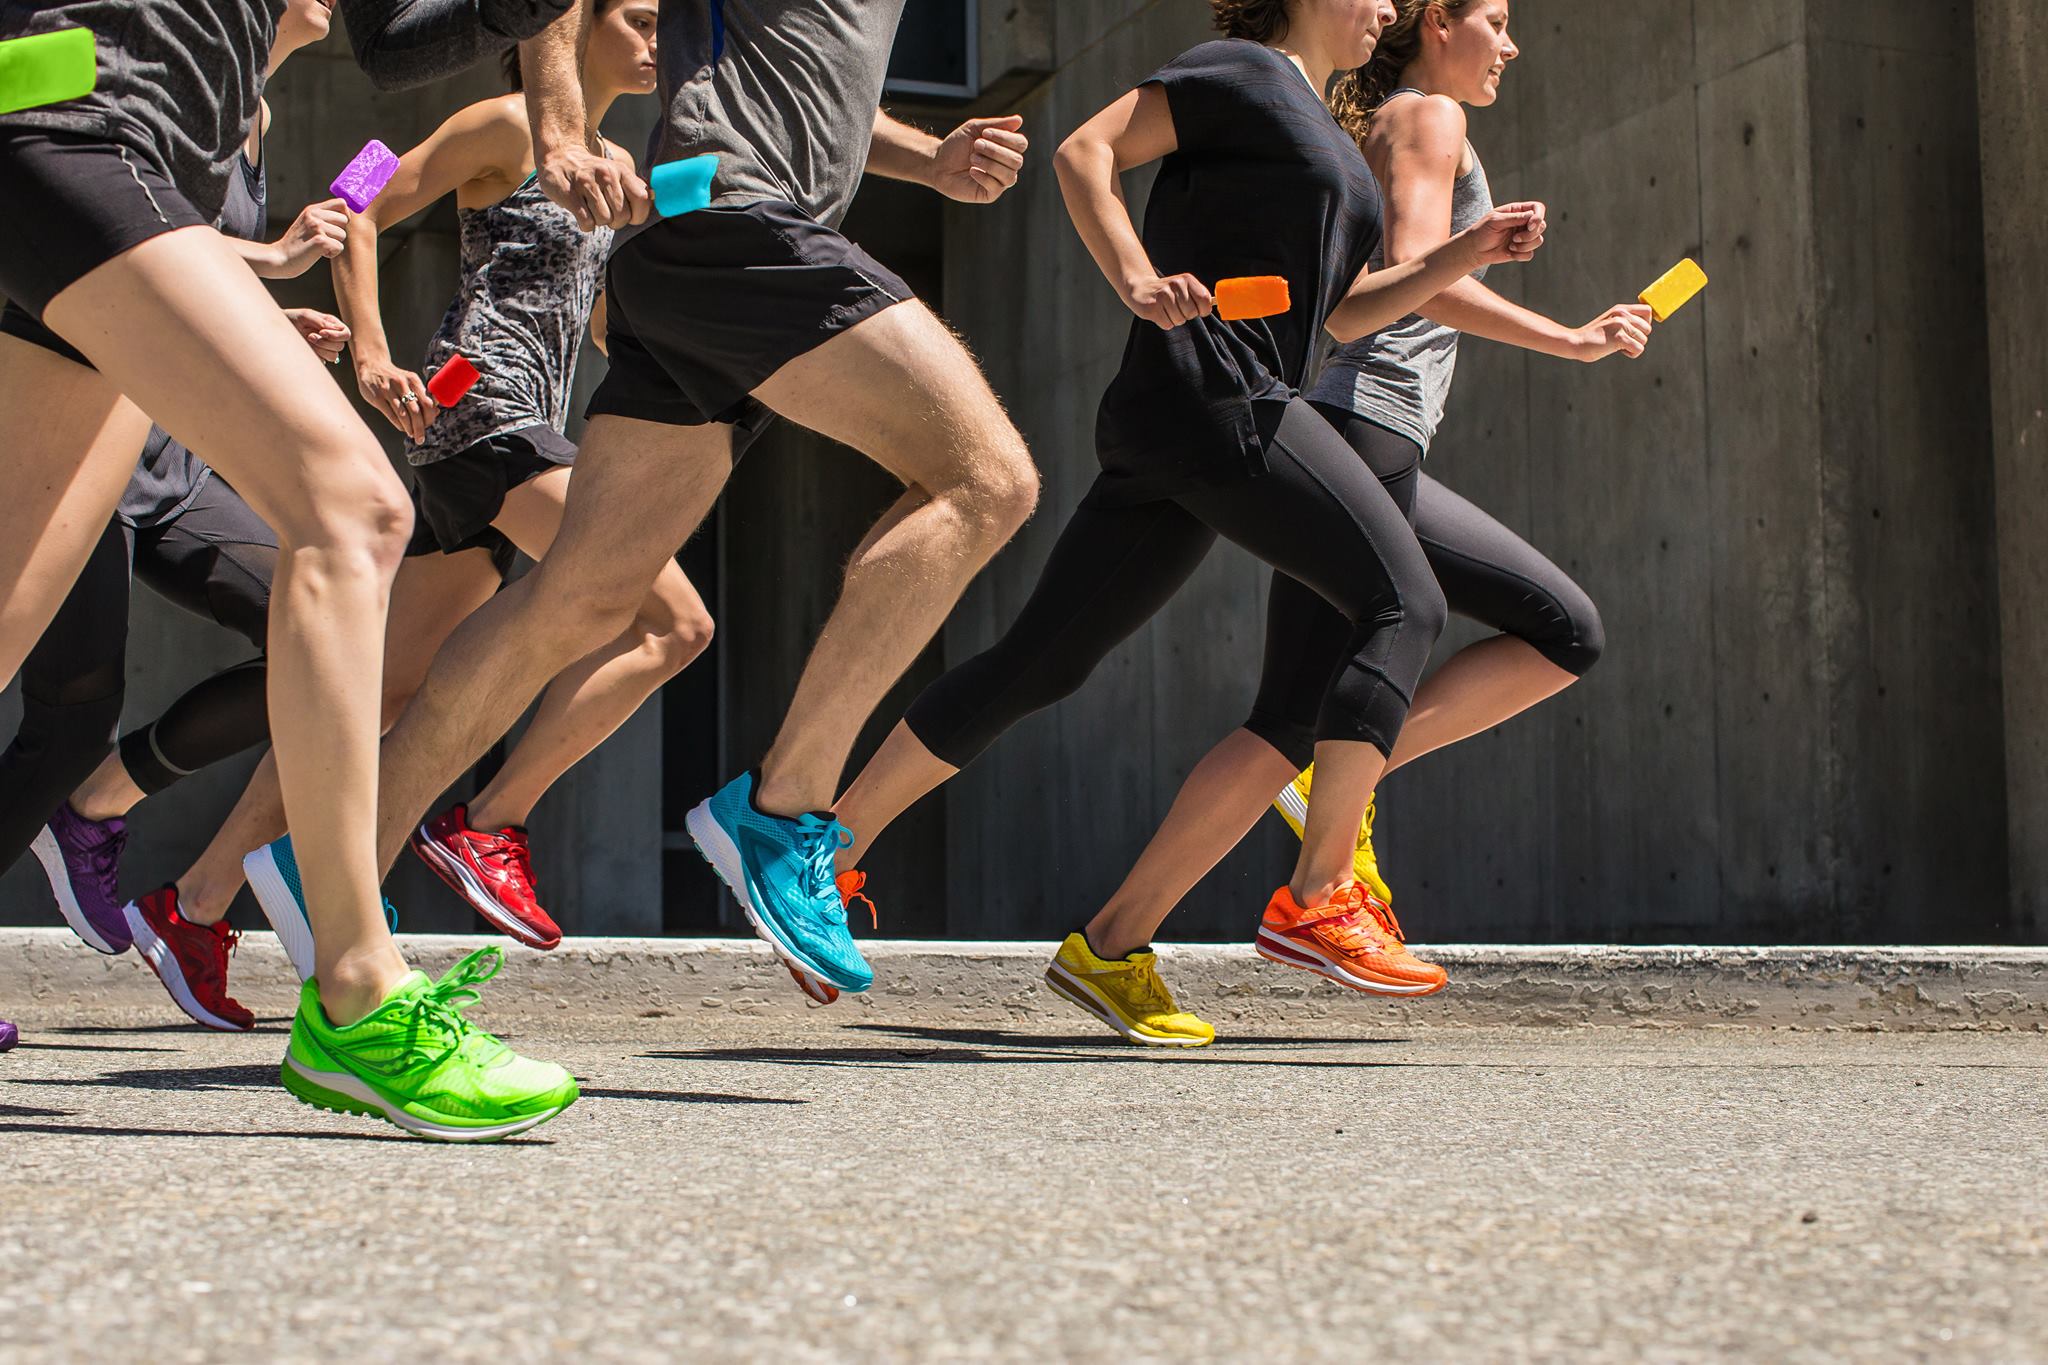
[
  {"x1": 1043, "y1": 933, "x2": 1214, "y2": 1048},
  {"x1": 1273, "y1": 763, "x2": 1391, "y2": 905}
]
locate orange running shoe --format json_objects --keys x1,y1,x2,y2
[
  {"x1": 788, "y1": 871, "x2": 879, "y2": 1005},
  {"x1": 1256, "y1": 882, "x2": 1446, "y2": 996}
]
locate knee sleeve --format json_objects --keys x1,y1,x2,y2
[{"x1": 117, "y1": 658, "x2": 270, "y2": 796}]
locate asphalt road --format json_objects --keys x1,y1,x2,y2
[{"x1": 3, "y1": 1017, "x2": 2044, "y2": 1363}]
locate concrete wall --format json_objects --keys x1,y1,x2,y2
[
  {"x1": 2, "y1": 1, "x2": 2031, "y2": 944},
  {"x1": 1977, "y1": 0, "x2": 2048, "y2": 943},
  {"x1": 934, "y1": 0, "x2": 2010, "y2": 942}
]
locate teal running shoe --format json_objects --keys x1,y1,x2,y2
[
  {"x1": 281, "y1": 946, "x2": 576, "y2": 1142},
  {"x1": 685, "y1": 771, "x2": 873, "y2": 992},
  {"x1": 243, "y1": 834, "x2": 399, "y2": 983}
]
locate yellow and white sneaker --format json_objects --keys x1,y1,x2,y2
[
  {"x1": 1273, "y1": 763, "x2": 1391, "y2": 904},
  {"x1": 1043, "y1": 933, "x2": 1214, "y2": 1048}
]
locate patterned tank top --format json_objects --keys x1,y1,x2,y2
[
  {"x1": 411, "y1": 167, "x2": 613, "y2": 466},
  {"x1": 1308, "y1": 89, "x2": 1494, "y2": 455}
]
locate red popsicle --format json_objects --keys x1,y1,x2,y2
[{"x1": 426, "y1": 355, "x2": 480, "y2": 407}]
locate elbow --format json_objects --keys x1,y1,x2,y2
[{"x1": 1052, "y1": 135, "x2": 1098, "y2": 189}]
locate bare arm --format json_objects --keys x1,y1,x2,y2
[
  {"x1": 332, "y1": 99, "x2": 530, "y2": 440},
  {"x1": 1053, "y1": 84, "x2": 1213, "y2": 329},
  {"x1": 870, "y1": 108, "x2": 1028, "y2": 204},
  {"x1": 1374, "y1": 95, "x2": 1649, "y2": 360},
  {"x1": 525, "y1": 0, "x2": 649, "y2": 230}
]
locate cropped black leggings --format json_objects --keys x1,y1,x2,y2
[
  {"x1": 906, "y1": 398, "x2": 1446, "y2": 766},
  {"x1": 1246, "y1": 406, "x2": 1605, "y2": 769},
  {"x1": 0, "y1": 476, "x2": 275, "y2": 868}
]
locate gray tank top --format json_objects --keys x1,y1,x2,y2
[
  {"x1": 1308, "y1": 89, "x2": 1493, "y2": 454},
  {"x1": 121, "y1": 145, "x2": 268, "y2": 528},
  {"x1": 411, "y1": 170, "x2": 613, "y2": 467}
]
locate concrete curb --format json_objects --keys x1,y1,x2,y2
[{"x1": 4, "y1": 929, "x2": 2047, "y2": 1031}]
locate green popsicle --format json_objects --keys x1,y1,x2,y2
[{"x1": 0, "y1": 27, "x2": 96, "y2": 118}]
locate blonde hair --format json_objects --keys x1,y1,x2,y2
[{"x1": 1328, "y1": 0, "x2": 1481, "y2": 143}]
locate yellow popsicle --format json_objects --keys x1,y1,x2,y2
[{"x1": 1639, "y1": 258, "x2": 1708, "y2": 322}]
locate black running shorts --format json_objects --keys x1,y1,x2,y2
[
  {"x1": 0, "y1": 128, "x2": 209, "y2": 330},
  {"x1": 586, "y1": 199, "x2": 913, "y2": 443}
]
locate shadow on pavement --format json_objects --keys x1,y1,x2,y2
[
  {"x1": 0, "y1": 1120, "x2": 553, "y2": 1145},
  {"x1": 846, "y1": 1023, "x2": 1410, "y2": 1050},
  {"x1": 8, "y1": 1062, "x2": 278, "y2": 1093},
  {"x1": 577, "y1": 1086, "x2": 805, "y2": 1106}
]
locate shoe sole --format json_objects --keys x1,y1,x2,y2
[
  {"x1": 1042, "y1": 963, "x2": 1212, "y2": 1048},
  {"x1": 788, "y1": 965, "x2": 839, "y2": 1005},
  {"x1": 280, "y1": 1052, "x2": 568, "y2": 1143},
  {"x1": 408, "y1": 825, "x2": 562, "y2": 951},
  {"x1": 1273, "y1": 778, "x2": 1310, "y2": 838},
  {"x1": 31, "y1": 826, "x2": 129, "y2": 955},
  {"x1": 123, "y1": 902, "x2": 250, "y2": 1032},
  {"x1": 243, "y1": 844, "x2": 316, "y2": 983},
  {"x1": 1255, "y1": 928, "x2": 1446, "y2": 997},
  {"x1": 684, "y1": 799, "x2": 870, "y2": 994}
]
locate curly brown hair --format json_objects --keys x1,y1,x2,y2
[
  {"x1": 1210, "y1": 0, "x2": 1293, "y2": 44},
  {"x1": 1328, "y1": 0, "x2": 1481, "y2": 143}
]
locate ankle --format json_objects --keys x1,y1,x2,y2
[
  {"x1": 464, "y1": 795, "x2": 526, "y2": 834},
  {"x1": 754, "y1": 764, "x2": 831, "y2": 820},
  {"x1": 1083, "y1": 918, "x2": 1144, "y2": 962},
  {"x1": 1289, "y1": 876, "x2": 1347, "y2": 909},
  {"x1": 315, "y1": 947, "x2": 410, "y2": 1026},
  {"x1": 173, "y1": 879, "x2": 232, "y2": 926},
  {"x1": 72, "y1": 757, "x2": 144, "y2": 823}
]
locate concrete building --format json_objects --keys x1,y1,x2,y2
[{"x1": 3, "y1": 0, "x2": 2041, "y2": 945}]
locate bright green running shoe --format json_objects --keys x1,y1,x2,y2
[{"x1": 280, "y1": 946, "x2": 577, "y2": 1142}]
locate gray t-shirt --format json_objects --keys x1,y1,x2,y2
[
  {"x1": 0, "y1": 1, "x2": 277, "y2": 222},
  {"x1": 647, "y1": 0, "x2": 909, "y2": 230},
  {"x1": 0, "y1": 1, "x2": 568, "y2": 218}
]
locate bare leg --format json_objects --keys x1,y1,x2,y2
[
  {"x1": 831, "y1": 720, "x2": 958, "y2": 873},
  {"x1": 69, "y1": 751, "x2": 147, "y2": 823},
  {"x1": 173, "y1": 548, "x2": 502, "y2": 925},
  {"x1": 35, "y1": 228, "x2": 412, "y2": 1022},
  {"x1": 1383, "y1": 636, "x2": 1576, "y2": 779},
  {"x1": 1292, "y1": 740, "x2": 1386, "y2": 907},
  {"x1": 175, "y1": 750, "x2": 285, "y2": 924},
  {"x1": 747, "y1": 302, "x2": 1038, "y2": 816},
  {"x1": 0, "y1": 337, "x2": 152, "y2": 681},
  {"x1": 372, "y1": 418, "x2": 732, "y2": 873},
  {"x1": 463, "y1": 467, "x2": 713, "y2": 831},
  {"x1": 1085, "y1": 729, "x2": 1297, "y2": 957}
]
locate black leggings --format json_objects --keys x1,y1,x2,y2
[
  {"x1": 906, "y1": 398, "x2": 1446, "y2": 765},
  {"x1": 1246, "y1": 407, "x2": 1605, "y2": 768},
  {"x1": 0, "y1": 477, "x2": 275, "y2": 866}
]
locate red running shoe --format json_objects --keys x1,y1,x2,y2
[
  {"x1": 123, "y1": 886, "x2": 255, "y2": 1030},
  {"x1": 787, "y1": 871, "x2": 879, "y2": 1005},
  {"x1": 409, "y1": 803, "x2": 562, "y2": 950}
]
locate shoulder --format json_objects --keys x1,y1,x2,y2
[
  {"x1": 1147, "y1": 38, "x2": 1267, "y2": 85},
  {"x1": 1376, "y1": 92, "x2": 1467, "y2": 151}
]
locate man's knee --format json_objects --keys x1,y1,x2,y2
[{"x1": 950, "y1": 427, "x2": 1039, "y2": 545}]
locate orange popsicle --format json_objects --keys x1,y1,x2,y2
[{"x1": 1216, "y1": 276, "x2": 1290, "y2": 322}]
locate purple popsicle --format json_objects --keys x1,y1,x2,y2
[{"x1": 331, "y1": 139, "x2": 400, "y2": 213}]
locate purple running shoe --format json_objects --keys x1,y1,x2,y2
[
  {"x1": 0, "y1": 1019, "x2": 17, "y2": 1052},
  {"x1": 30, "y1": 802, "x2": 132, "y2": 954}
]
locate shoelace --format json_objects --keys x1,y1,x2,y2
[
  {"x1": 393, "y1": 947, "x2": 506, "y2": 1068},
  {"x1": 1360, "y1": 890, "x2": 1408, "y2": 945},
  {"x1": 83, "y1": 826, "x2": 127, "y2": 891},
  {"x1": 793, "y1": 817, "x2": 852, "y2": 925},
  {"x1": 838, "y1": 871, "x2": 879, "y2": 930},
  {"x1": 495, "y1": 830, "x2": 538, "y2": 893},
  {"x1": 1118, "y1": 960, "x2": 1176, "y2": 1015},
  {"x1": 1307, "y1": 885, "x2": 1396, "y2": 957},
  {"x1": 188, "y1": 920, "x2": 240, "y2": 989}
]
